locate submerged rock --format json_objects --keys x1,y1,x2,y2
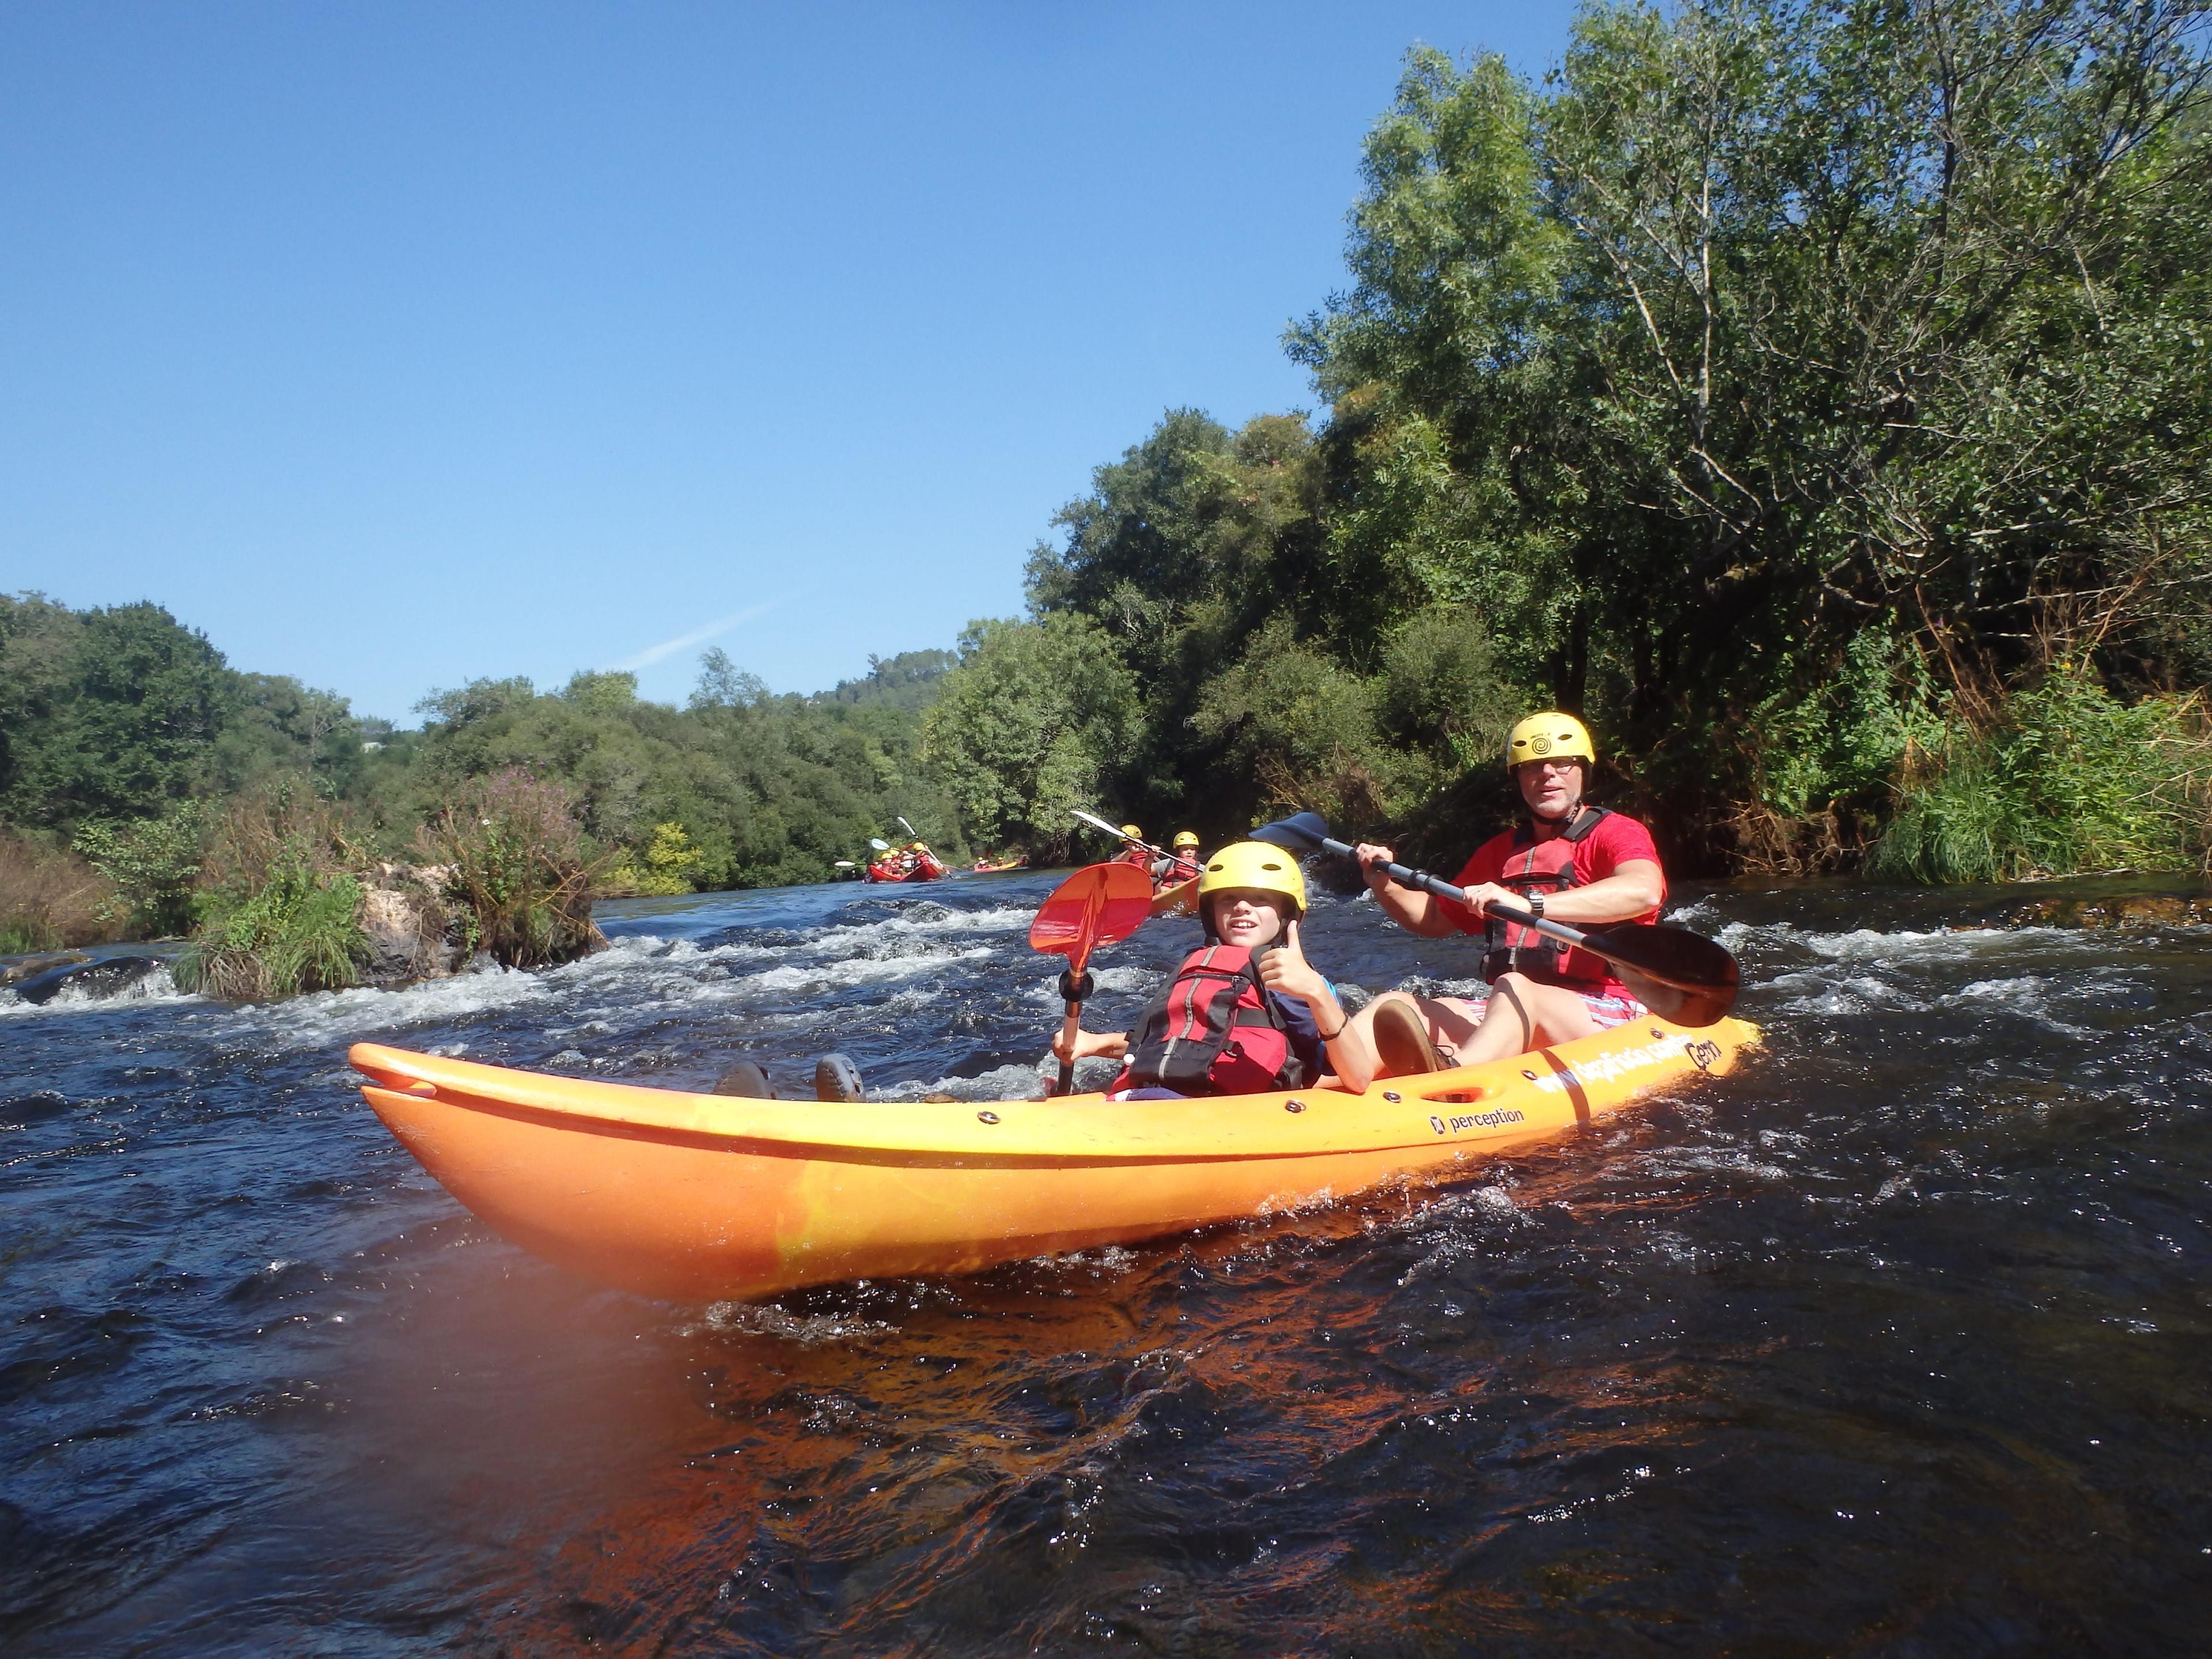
[
  {"x1": 0, "y1": 951, "x2": 92, "y2": 989},
  {"x1": 2005, "y1": 893, "x2": 2211, "y2": 930},
  {"x1": 8, "y1": 956, "x2": 165, "y2": 1006}
]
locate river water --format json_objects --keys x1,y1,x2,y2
[{"x1": 5, "y1": 871, "x2": 2209, "y2": 1654}]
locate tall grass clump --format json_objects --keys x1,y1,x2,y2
[
  {"x1": 418, "y1": 769, "x2": 604, "y2": 967},
  {"x1": 0, "y1": 834, "x2": 120, "y2": 954},
  {"x1": 174, "y1": 784, "x2": 368, "y2": 998},
  {"x1": 1868, "y1": 672, "x2": 2212, "y2": 883}
]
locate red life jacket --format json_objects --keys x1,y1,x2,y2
[
  {"x1": 1482, "y1": 806, "x2": 1613, "y2": 989},
  {"x1": 1112, "y1": 944, "x2": 1314, "y2": 1096}
]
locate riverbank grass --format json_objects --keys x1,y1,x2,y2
[
  {"x1": 0, "y1": 834, "x2": 120, "y2": 955},
  {"x1": 173, "y1": 787, "x2": 368, "y2": 998},
  {"x1": 1869, "y1": 674, "x2": 2212, "y2": 882}
]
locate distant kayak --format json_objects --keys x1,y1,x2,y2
[
  {"x1": 971, "y1": 855, "x2": 1029, "y2": 873},
  {"x1": 350, "y1": 1014, "x2": 1760, "y2": 1303},
  {"x1": 865, "y1": 850, "x2": 948, "y2": 882}
]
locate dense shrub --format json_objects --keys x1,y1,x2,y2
[
  {"x1": 174, "y1": 783, "x2": 367, "y2": 998},
  {"x1": 417, "y1": 769, "x2": 604, "y2": 967},
  {"x1": 175, "y1": 861, "x2": 366, "y2": 999},
  {"x1": 72, "y1": 804, "x2": 207, "y2": 937},
  {"x1": 1868, "y1": 674, "x2": 2212, "y2": 882},
  {"x1": 600, "y1": 821, "x2": 707, "y2": 897}
]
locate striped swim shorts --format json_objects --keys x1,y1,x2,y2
[{"x1": 1578, "y1": 990, "x2": 1648, "y2": 1028}]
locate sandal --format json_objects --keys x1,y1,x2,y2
[{"x1": 1370, "y1": 999, "x2": 1445, "y2": 1077}]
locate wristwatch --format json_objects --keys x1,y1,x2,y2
[{"x1": 1529, "y1": 895, "x2": 1545, "y2": 919}]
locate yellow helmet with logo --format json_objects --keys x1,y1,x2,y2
[
  {"x1": 1196, "y1": 840, "x2": 1306, "y2": 917},
  {"x1": 1120, "y1": 823, "x2": 1143, "y2": 839},
  {"x1": 1172, "y1": 830, "x2": 1200, "y2": 849},
  {"x1": 1505, "y1": 711, "x2": 1596, "y2": 771}
]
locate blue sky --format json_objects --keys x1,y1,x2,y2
[{"x1": 1, "y1": 3, "x2": 1577, "y2": 722}]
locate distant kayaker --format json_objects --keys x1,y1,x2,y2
[
  {"x1": 1113, "y1": 824, "x2": 1155, "y2": 870},
  {"x1": 1150, "y1": 829, "x2": 1202, "y2": 885},
  {"x1": 1051, "y1": 841, "x2": 1372, "y2": 1097},
  {"x1": 1336, "y1": 712, "x2": 1666, "y2": 1075}
]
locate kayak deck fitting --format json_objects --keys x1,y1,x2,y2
[{"x1": 350, "y1": 1014, "x2": 1759, "y2": 1304}]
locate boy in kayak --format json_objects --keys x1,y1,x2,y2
[
  {"x1": 1150, "y1": 829, "x2": 1203, "y2": 885},
  {"x1": 1336, "y1": 711, "x2": 1666, "y2": 1075},
  {"x1": 1051, "y1": 841, "x2": 1372, "y2": 1097}
]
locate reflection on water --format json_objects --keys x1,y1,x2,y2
[{"x1": 5, "y1": 872, "x2": 2210, "y2": 1653}]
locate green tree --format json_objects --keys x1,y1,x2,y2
[
  {"x1": 923, "y1": 614, "x2": 1141, "y2": 858},
  {"x1": 1291, "y1": 0, "x2": 2212, "y2": 867},
  {"x1": 0, "y1": 597, "x2": 235, "y2": 828}
]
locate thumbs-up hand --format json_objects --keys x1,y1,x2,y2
[{"x1": 1259, "y1": 919, "x2": 1328, "y2": 1005}]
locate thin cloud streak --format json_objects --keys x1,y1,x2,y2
[{"x1": 605, "y1": 604, "x2": 775, "y2": 673}]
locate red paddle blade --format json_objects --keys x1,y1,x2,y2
[{"x1": 1028, "y1": 862, "x2": 1154, "y2": 964}]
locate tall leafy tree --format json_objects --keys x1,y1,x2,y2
[
  {"x1": 1293, "y1": 0, "x2": 2212, "y2": 862},
  {"x1": 922, "y1": 614, "x2": 1141, "y2": 857}
]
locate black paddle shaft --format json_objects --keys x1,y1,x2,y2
[
  {"x1": 1289, "y1": 827, "x2": 1607, "y2": 956},
  {"x1": 1251, "y1": 811, "x2": 1740, "y2": 1020}
]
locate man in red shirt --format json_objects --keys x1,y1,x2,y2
[{"x1": 1335, "y1": 712, "x2": 1667, "y2": 1075}]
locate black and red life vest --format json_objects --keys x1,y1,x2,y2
[
  {"x1": 1112, "y1": 944, "x2": 1315, "y2": 1097},
  {"x1": 1482, "y1": 806, "x2": 1613, "y2": 989}
]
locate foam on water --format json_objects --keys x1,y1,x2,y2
[
  {"x1": 9, "y1": 873, "x2": 2212, "y2": 1653},
  {"x1": 0, "y1": 965, "x2": 195, "y2": 1017}
]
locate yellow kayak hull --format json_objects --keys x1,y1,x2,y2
[{"x1": 350, "y1": 1014, "x2": 1759, "y2": 1304}]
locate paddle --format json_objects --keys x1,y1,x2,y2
[
  {"x1": 1071, "y1": 808, "x2": 1164, "y2": 861},
  {"x1": 1252, "y1": 811, "x2": 1741, "y2": 1028},
  {"x1": 896, "y1": 816, "x2": 920, "y2": 840},
  {"x1": 1028, "y1": 862, "x2": 1156, "y2": 1095},
  {"x1": 868, "y1": 838, "x2": 891, "y2": 852},
  {"x1": 1073, "y1": 808, "x2": 1202, "y2": 897}
]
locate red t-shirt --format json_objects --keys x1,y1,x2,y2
[{"x1": 1435, "y1": 810, "x2": 1665, "y2": 997}]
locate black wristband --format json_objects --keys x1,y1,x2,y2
[{"x1": 1316, "y1": 1014, "x2": 1346, "y2": 1041}]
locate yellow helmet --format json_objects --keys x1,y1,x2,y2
[
  {"x1": 1506, "y1": 711, "x2": 1596, "y2": 771},
  {"x1": 911, "y1": 841, "x2": 929, "y2": 852},
  {"x1": 1196, "y1": 840, "x2": 1306, "y2": 916},
  {"x1": 1172, "y1": 830, "x2": 1200, "y2": 849},
  {"x1": 1120, "y1": 823, "x2": 1143, "y2": 839}
]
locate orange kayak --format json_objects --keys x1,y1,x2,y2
[{"x1": 350, "y1": 1014, "x2": 1759, "y2": 1304}]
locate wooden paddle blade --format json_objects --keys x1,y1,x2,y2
[
  {"x1": 1028, "y1": 863, "x2": 1155, "y2": 956},
  {"x1": 1251, "y1": 812, "x2": 1332, "y2": 851}
]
